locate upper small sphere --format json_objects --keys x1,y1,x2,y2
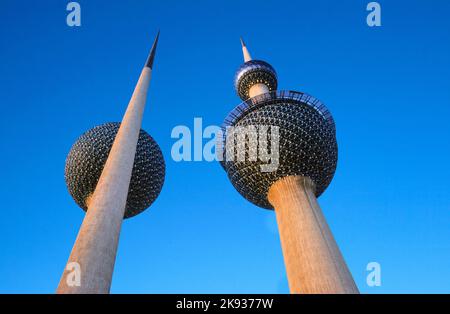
[
  {"x1": 65, "y1": 122, "x2": 165, "y2": 218},
  {"x1": 234, "y1": 60, "x2": 278, "y2": 100}
]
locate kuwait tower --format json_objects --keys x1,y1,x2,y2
[
  {"x1": 220, "y1": 38, "x2": 358, "y2": 294},
  {"x1": 57, "y1": 32, "x2": 165, "y2": 294}
]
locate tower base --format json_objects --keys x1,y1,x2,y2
[{"x1": 268, "y1": 175, "x2": 359, "y2": 294}]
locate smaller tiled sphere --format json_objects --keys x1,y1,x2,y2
[
  {"x1": 65, "y1": 122, "x2": 165, "y2": 218},
  {"x1": 234, "y1": 60, "x2": 278, "y2": 101}
]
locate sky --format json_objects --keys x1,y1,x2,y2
[{"x1": 0, "y1": 0, "x2": 449, "y2": 293}]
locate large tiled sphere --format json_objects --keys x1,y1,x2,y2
[
  {"x1": 65, "y1": 122, "x2": 165, "y2": 218},
  {"x1": 221, "y1": 91, "x2": 337, "y2": 209}
]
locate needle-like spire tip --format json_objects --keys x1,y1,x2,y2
[
  {"x1": 145, "y1": 30, "x2": 160, "y2": 69},
  {"x1": 240, "y1": 36, "x2": 252, "y2": 62},
  {"x1": 240, "y1": 37, "x2": 246, "y2": 48}
]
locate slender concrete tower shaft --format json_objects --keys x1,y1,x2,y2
[
  {"x1": 221, "y1": 39, "x2": 358, "y2": 293},
  {"x1": 57, "y1": 32, "x2": 161, "y2": 294},
  {"x1": 268, "y1": 176, "x2": 357, "y2": 293}
]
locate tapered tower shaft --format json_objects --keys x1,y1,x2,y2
[
  {"x1": 57, "y1": 33, "x2": 159, "y2": 294},
  {"x1": 268, "y1": 176, "x2": 358, "y2": 294}
]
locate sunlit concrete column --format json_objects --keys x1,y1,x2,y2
[
  {"x1": 56, "y1": 33, "x2": 159, "y2": 294},
  {"x1": 249, "y1": 83, "x2": 269, "y2": 98},
  {"x1": 268, "y1": 175, "x2": 359, "y2": 294}
]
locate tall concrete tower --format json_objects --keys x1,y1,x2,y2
[
  {"x1": 220, "y1": 38, "x2": 358, "y2": 294},
  {"x1": 57, "y1": 32, "x2": 165, "y2": 294}
]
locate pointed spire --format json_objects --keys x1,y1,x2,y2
[
  {"x1": 240, "y1": 36, "x2": 252, "y2": 62},
  {"x1": 145, "y1": 30, "x2": 160, "y2": 69},
  {"x1": 240, "y1": 37, "x2": 246, "y2": 47}
]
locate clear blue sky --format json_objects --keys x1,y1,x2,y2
[{"x1": 0, "y1": 0, "x2": 449, "y2": 293}]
